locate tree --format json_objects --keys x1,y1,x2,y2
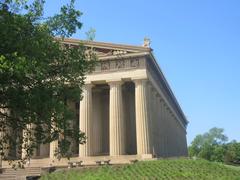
[
  {"x1": 224, "y1": 141, "x2": 240, "y2": 165},
  {"x1": 189, "y1": 128, "x2": 240, "y2": 165},
  {"x1": 188, "y1": 135, "x2": 205, "y2": 157},
  {"x1": 188, "y1": 127, "x2": 228, "y2": 161},
  {"x1": 0, "y1": 0, "x2": 96, "y2": 167}
]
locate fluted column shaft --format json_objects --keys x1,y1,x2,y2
[
  {"x1": 157, "y1": 96, "x2": 163, "y2": 156},
  {"x1": 22, "y1": 124, "x2": 32, "y2": 159},
  {"x1": 162, "y1": 102, "x2": 168, "y2": 157},
  {"x1": 0, "y1": 130, "x2": 7, "y2": 168},
  {"x1": 22, "y1": 124, "x2": 38, "y2": 159},
  {"x1": 49, "y1": 140, "x2": 58, "y2": 159},
  {"x1": 109, "y1": 81, "x2": 125, "y2": 156},
  {"x1": 134, "y1": 79, "x2": 151, "y2": 155},
  {"x1": 149, "y1": 86, "x2": 157, "y2": 156},
  {"x1": 79, "y1": 84, "x2": 93, "y2": 157},
  {"x1": 0, "y1": 109, "x2": 10, "y2": 167},
  {"x1": 92, "y1": 90, "x2": 102, "y2": 155},
  {"x1": 50, "y1": 121, "x2": 58, "y2": 159},
  {"x1": 165, "y1": 107, "x2": 170, "y2": 157},
  {"x1": 0, "y1": 132, "x2": 2, "y2": 168}
]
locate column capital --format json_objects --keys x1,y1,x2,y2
[
  {"x1": 107, "y1": 79, "x2": 123, "y2": 86},
  {"x1": 83, "y1": 82, "x2": 94, "y2": 89},
  {"x1": 133, "y1": 78, "x2": 148, "y2": 85},
  {"x1": 163, "y1": 102, "x2": 168, "y2": 107},
  {"x1": 153, "y1": 89, "x2": 160, "y2": 97},
  {"x1": 156, "y1": 94, "x2": 163, "y2": 103},
  {"x1": 166, "y1": 107, "x2": 171, "y2": 113},
  {"x1": 92, "y1": 88, "x2": 102, "y2": 93}
]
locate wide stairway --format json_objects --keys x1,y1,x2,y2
[
  {"x1": 0, "y1": 167, "x2": 41, "y2": 180},
  {"x1": 0, "y1": 155, "x2": 149, "y2": 179}
]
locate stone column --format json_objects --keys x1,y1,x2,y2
[
  {"x1": 50, "y1": 122, "x2": 58, "y2": 159},
  {"x1": 0, "y1": 126, "x2": 9, "y2": 168},
  {"x1": 0, "y1": 132, "x2": 2, "y2": 168},
  {"x1": 109, "y1": 81, "x2": 125, "y2": 156},
  {"x1": 134, "y1": 79, "x2": 151, "y2": 155},
  {"x1": 22, "y1": 124, "x2": 32, "y2": 159},
  {"x1": 166, "y1": 107, "x2": 171, "y2": 157},
  {"x1": 92, "y1": 89, "x2": 102, "y2": 155},
  {"x1": 170, "y1": 113, "x2": 175, "y2": 156},
  {"x1": 0, "y1": 109, "x2": 10, "y2": 165},
  {"x1": 0, "y1": 131, "x2": 7, "y2": 169},
  {"x1": 163, "y1": 102, "x2": 168, "y2": 157},
  {"x1": 79, "y1": 83, "x2": 93, "y2": 157},
  {"x1": 22, "y1": 124, "x2": 38, "y2": 159},
  {"x1": 150, "y1": 88, "x2": 158, "y2": 156},
  {"x1": 147, "y1": 84, "x2": 154, "y2": 156},
  {"x1": 157, "y1": 95, "x2": 163, "y2": 156},
  {"x1": 49, "y1": 140, "x2": 58, "y2": 159},
  {"x1": 183, "y1": 133, "x2": 188, "y2": 156}
]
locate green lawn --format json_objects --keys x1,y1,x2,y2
[{"x1": 41, "y1": 158, "x2": 240, "y2": 180}]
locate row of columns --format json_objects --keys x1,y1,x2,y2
[
  {"x1": 78, "y1": 79, "x2": 152, "y2": 157},
  {"x1": 147, "y1": 83, "x2": 188, "y2": 157},
  {"x1": 47, "y1": 79, "x2": 187, "y2": 158},
  {"x1": 2, "y1": 78, "x2": 187, "y2": 161}
]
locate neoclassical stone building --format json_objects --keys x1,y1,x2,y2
[{"x1": 2, "y1": 38, "x2": 188, "y2": 168}]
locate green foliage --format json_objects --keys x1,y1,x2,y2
[
  {"x1": 210, "y1": 145, "x2": 226, "y2": 162},
  {"x1": 40, "y1": 159, "x2": 240, "y2": 180},
  {"x1": 0, "y1": 0, "x2": 96, "y2": 167},
  {"x1": 47, "y1": 0, "x2": 82, "y2": 37},
  {"x1": 189, "y1": 127, "x2": 228, "y2": 161},
  {"x1": 85, "y1": 28, "x2": 96, "y2": 41},
  {"x1": 225, "y1": 142, "x2": 240, "y2": 165},
  {"x1": 189, "y1": 127, "x2": 240, "y2": 165}
]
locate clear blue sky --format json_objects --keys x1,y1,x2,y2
[{"x1": 44, "y1": 0, "x2": 240, "y2": 144}]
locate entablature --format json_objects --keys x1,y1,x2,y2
[
  {"x1": 145, "y1": 54, "x2": 188, "y2": 128},
  {"x1": 90, "y1": 57, "x2": 146, "y2": 74}
]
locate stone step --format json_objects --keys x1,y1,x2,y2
[
  {"x1": 0, "y1": 175, "x2": 16, "y2": 180},
  {"x1": 4, "y1": 168, "x2": 41, "y2": 171},
  {"x1": 1, "y1": 167, "x2": 41, "y2": 179},
  {"x1": 3, "y1": 172, "x2": 40, "y2": 176},
  {"x1": 3, "y1": 169, "x2": 41, "y2": 174}
]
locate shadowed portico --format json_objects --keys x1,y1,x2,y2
[{"x1": 1, "y1": 38, "x2": 188, "y2": 168}]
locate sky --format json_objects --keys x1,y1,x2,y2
[{"x1": 44, "y1": 0, "x2": 240, "y2": 144}]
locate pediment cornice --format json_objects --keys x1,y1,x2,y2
[{"x1": 60, "y1": 38, "x2": 152, "y2": 60}]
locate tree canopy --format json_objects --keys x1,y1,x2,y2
[
  {"x1": 189, "y1": 127, "x2": 240, "y2": 165},
  {"x1": 0, "y1": 0, "x2": 96, "y2": 167}
]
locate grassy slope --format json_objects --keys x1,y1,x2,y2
[{"x1": 41, "y1": 159, "x2": 240, "y2": 180}]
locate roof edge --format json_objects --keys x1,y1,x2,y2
[
  {"x1": 56, "y1": 37, "x2": 152, "y2": 52},
  {"x1": 148, "y1": 52, "x2": 189, "y2": 126}
]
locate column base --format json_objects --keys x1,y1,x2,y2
[
  {"x1": 138, "y1": 154, "x2": 153, "y2": 159},
  {"x1": 1, "y1": 154, "x2": 156, "y2": 168}
]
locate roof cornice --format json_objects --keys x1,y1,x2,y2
[
  {"x1": 148, "y1": 52, "x2": 188, "y2": 126},
  {"x1": 58, "y1": 37, "x2": 152, "y2": 53},
  {"x1": 57, "y1": 37, "x2": 188, "y2": 126}
]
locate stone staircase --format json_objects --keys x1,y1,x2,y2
[
  {"x1": 0, "y1": 167, "x2": 41, "y2": 180},
  {"x1": 0, "y1": 154, "x2": 153, "y2": 179}
]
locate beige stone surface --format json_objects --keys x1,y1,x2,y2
[
  {"x1": 135, "y1": 79, "x2": 151, "y2": 155},
  {"x1": 79, "y1": 84, "x2": 93, "y2": 157},
  {"x1": 109, "y1": 81, "x2": 125, "y2": 156},
  {"x1": 1, "y1": 39, "x2": 189, "y2": 168}
]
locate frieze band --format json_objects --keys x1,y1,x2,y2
[{"x1": 93, "y1": 58, "x2": 141, "y2": 72}]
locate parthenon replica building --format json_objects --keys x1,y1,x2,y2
[{"x1": 1, "y1": 38, "x2": 188, "y2": 168}]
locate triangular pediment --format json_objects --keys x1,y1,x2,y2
[{"x1": 62, "y1": 38, "x2": 152, "y2": 59}]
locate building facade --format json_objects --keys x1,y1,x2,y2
[{"x1": 2, "y1": 38, "x2": 188, "y2": 167}]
